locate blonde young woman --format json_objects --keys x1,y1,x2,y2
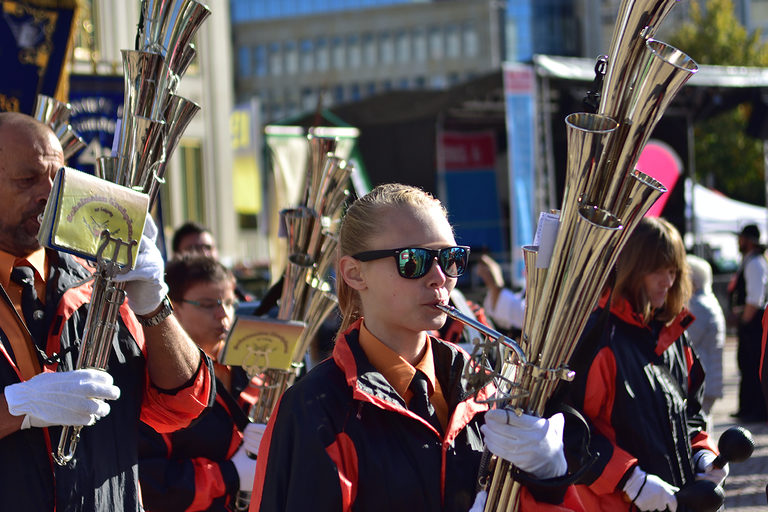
[
  {"x1": 250, "y1": 184, "x2": 586, "y2": 512},
  {"x1": 565, "y1": 217, "x2": 727, "y2": 512}
]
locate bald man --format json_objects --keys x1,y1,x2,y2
[{"x1": 0, "y1": 112, "x2": 214, "y2": 511}]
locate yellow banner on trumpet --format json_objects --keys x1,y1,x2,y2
[
  {"x1": 37, "y1": 166, "x2": 149, "y2": 268},
  {"x1": 219, "y1": 315, "x2": 306, "y2": 373}
]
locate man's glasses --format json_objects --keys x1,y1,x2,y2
[
  {"x1": 180, "y1": 298, "x2": 240, "y2": 310},
  {"x1": 352, "y1": 246, "x2": 470, "y2": 279}
]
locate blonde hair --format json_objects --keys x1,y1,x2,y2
[
  {"x1": 335, "y1": 183, "x2": 448, "y2": 336},
  {"x1": 613, "y1": 217, "x2": 691, "y2": 324}
]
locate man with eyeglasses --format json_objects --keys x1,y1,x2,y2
[{"x1": 138, "y1": 253, "x2": 265, "y2": 512}]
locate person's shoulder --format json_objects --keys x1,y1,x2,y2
[{"x1": 285, "y1": 357, "x2": 346, "y2": 400}]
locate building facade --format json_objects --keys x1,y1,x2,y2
[{"x1": 232, "y1": 0, "x2": 505, "y2": 123}]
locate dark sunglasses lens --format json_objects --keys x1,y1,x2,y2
[
  {"x1": 440, "y1": 247, "x2": 468, "y2": 277},
  {"x1": 397, "y1": 248, "x2": 429, "y2": 278}
]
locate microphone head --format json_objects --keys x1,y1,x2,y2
[{"x1": 718, "y1": 426, "x2": 755, "y2": 464}]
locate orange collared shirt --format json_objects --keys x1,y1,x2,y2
[
  {"x1": 358, "y1": 321, "x2": 449, "y2": 432},
  {"x1": 0, "y1": 248, "x2": 48, "y2": 380}
]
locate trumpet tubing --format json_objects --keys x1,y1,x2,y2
[
  {"x1": 55, "y1": 0, "x2": 206, "y2": 465},
  {"x1": 480, "y1": 0, "x2": 697, "y2": 509}
]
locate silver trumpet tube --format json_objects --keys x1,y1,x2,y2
[
  {"x1": 33, "y1": 95, "x2": 87, "y2": 161},
  {"x1": 54, "y1": 0, "x2": 206, "y2": 466},
  {"x1": 471, "y1": 0, "x2": 696, "y2": 509},
  {"x1": 246, "y1": 127, "x2": 357, "y2": 426}
]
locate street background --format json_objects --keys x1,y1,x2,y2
[{"x1": 712, "y1": 336, "x2": 768, "y2": 510}]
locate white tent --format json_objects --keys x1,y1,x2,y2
[{"x1": 687, "y1": 179, "x2": 768, "y2": 269}]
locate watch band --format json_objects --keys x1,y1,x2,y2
[{"x1": 136, "y1": 295, "x2": 173, "y2": 327}]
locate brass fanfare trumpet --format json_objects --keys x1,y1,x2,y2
[
  {"x1": 53, "y1": 0, "x2": 209, "y2": 466},
  {"x1": 436, "y1": 1, "x2": 698, "y2": 510}
]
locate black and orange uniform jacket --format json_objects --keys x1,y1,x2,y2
[
  {"x1": 250, "y1": 319, "x2": 586, "y2": 512},
  {"x1": 565, "y1": 294, "x2": 717, "y2": 512},
  {"x1": 139, "y1": 365, "x2": 261, "y2": 511},
  {"x1": 0, "y1": 251, "x2": 215, "y2": 512}
]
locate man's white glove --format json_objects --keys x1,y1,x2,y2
[
  {"x1": 468, "y1": 490, "x2": 487, "y2": 512},
  {"x1": 623, "y1": 466, "x2": 678, "y2": 512},
  {"x1": 693, "y1": 450, "x2": 729, "y2": 487},
  {"x1": 113, "y1": 216, "x2": 168, "y2": 316},
  {"x1": 481, "y1": 409, "x2": 567, "y2": 479},
  {"x1": 231, "y1": 442, "x2": 258, "y2": 491},
  {"x1": 242, "y1": 422, "x2": 267, "y2": 456},
  {"x1": 4, "y1": 369, "x2": 121, "y2": 429}
]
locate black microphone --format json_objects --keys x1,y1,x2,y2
[
  {"x1": 675, "y1": 426, "x2": 755, "y2": 511},
  {"x1": 712, "y1": 426, "x2": 754, "y2": 468},
  {"x1": 675, "y1": 480, "x2": 724, "y2": 512}
]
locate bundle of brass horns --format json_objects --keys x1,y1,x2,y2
[
  {"x1": 477, "y1": 1, "x2": 699, "y2": 510},
  {"x1": 33, "y1": 94, "x2": 87, "y2": 160},
  {"x1": 111, "y1": 0, "x2": 208, "y2": 202},
  {"x1": 244, "y1": 126, "x2": 358, "y2": 425},
  {"x1": 53, "y1": 0, "x2": 210, "y2": 467}
]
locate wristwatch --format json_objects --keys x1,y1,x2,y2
[{"x1": 136, "y1": 296, "x2": 173, "y2": 327}]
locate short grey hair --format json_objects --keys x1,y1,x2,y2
[{"x1": 686, "y1": 254, "x2": 713, "y2": 294}]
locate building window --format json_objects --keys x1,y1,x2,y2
[
  {"x1": 349, "y1": 83, "x2": 361, "y2": 101},
  {"x1": 300, "y1": 39, "x2": 314, "y2": 73},
  {"x1": 348, "y1": 35, "x2": 361, "y2": 69},
  {"x1": 253, "y1": 45, "x2": 267, "y2": 76},
  {"x1": 363, "y1": 33, "x2": 376, "y2": 66},
  {"x1": 462, "y1": 23, "x2": 479, "y2": 57},
  {"x1": 380, "y1": 32, "x2": 394, "y2": 64},
  {"x1": 269, "y1": 42, "x2": 283, "y2": 75},
  {"x1": 285, "y1": 41, "x2": 298, "y2": 74},
  {"x1": 333, "y1": 84, "x2": 344, "y2": 103},
  {"x1": 332, "y1": 37, "x2": 345, "y2": 70},
  {"x1": 316, "y1": 37, "x2": 329, "y2": 71},
  {"x1": 446, "y1": 24, "x2": 460, "y2": 58},
  {"x1": 237, "y1": 46, "x2": 252, "y2": 76},
  {"x1": 395, "y1": 30, "x2": 410, "y2": 63},
  {"x1": 413, "y1": 28, "x2": 427, "y2": 62},
  {"x1": 178, "y1": 139, "x2": 205, "y2": 222},
  {"x1": 429, "y1": 26, "x2": 443, "y2": 59},
  {"x1": 301, "y1": 87, "x2": 315, "y2": 111}
]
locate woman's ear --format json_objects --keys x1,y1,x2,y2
[{"x1": 338, "y1": 255, "x2": 367, "y2": 291}]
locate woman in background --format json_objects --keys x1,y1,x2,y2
[{"x1": 565, "y1": 217, "x2": 727, "y2": 512}]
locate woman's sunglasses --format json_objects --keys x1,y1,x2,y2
[{"x1": 352, "y1": 246, "x2": 470, "y2": 279}]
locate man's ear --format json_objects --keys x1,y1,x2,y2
[{"x1": 338, "y1": 255, "x2": 367, "y2": 291}]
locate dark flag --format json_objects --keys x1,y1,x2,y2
[{"x1": 0, "y1": 0, "x2": 78, "y2": 115}]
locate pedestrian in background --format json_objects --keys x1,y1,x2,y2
[
  {"x1": 728, "y1": 224, "x2": 768, "y2": 422},
  {"x1": 686, "y1": 254, "x2": 725, "y2": 421}
]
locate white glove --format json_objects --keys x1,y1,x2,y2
[
  {"x1": 693, "y1": 450, "x2": 729, "y2": 487},
  {"x1": 242, "y1": 422, "x2": 267, "y2": 456},
  {"x1": 4, "y1": 369, "x2": 121, "y2": 429},
  {"x1": 623, "y1": 466, "x2": 679, "y2": 512},
  {"x1": 481, "y1": 409, "x2": 567, "y2": 479},
  {"x1": 231, "y1": 442, "x2": 258, "y2": 491},
  {"x1": 468, "y1": 490, "x2": 487, "y2": 512},
  {"x1": 114, "y1": 216, "x2": 168, "y2": 315}
]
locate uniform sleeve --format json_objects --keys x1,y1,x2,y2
[
  {"x1": 575, "y1": 347, "x2": 638, "y2": 495},
  {"x1": 140, "y1": 348, "x2": 216, "y2": 433},
  {"x1": 518, "y1": 485, "x2": 586, "y2": 511},
  {"x1": 250, "y1": 387, "x2": 349, "y2": 512},
  {"x1": 138, "y1": 422, "x2": 239, "y2": 511},
  {"x1": 683, "y1": 341, "x2": 719, "y2": 454}
]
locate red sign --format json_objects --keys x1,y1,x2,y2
[{"x1": 440, "y1": 131, "x2": 496, "y2": 171}]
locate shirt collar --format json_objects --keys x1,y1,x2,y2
[
  {"x1": 358, "y1": 320, "x2": 438, "y2": 399},
  {"x1": 0, "y1": 248, "x2": 48, "y2": 289}
]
